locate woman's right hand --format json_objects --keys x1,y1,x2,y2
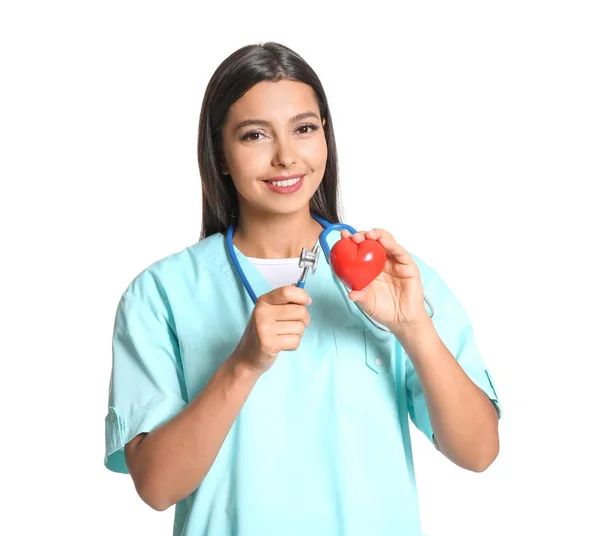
[{"x1": 232, "y1": 285, "x2": 312, "y2": 375}]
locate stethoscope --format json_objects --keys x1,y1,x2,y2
[{"x1": 226, "y1": 213, "x2": 434, "y2": 333}]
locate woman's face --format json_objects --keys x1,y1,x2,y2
[{"x1": 219, "y1": 80, "x2": 327, "y2": 217}]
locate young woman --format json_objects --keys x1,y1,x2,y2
[{"x1": 104, "y1": 42, "x2": 501, "y2": 536}]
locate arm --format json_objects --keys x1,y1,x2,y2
[
  {"x1": 396, "y1": 320, "x2": 500, "y2": 472},
  {"x1": 122, "y1": 285, "x2": 311, "y2": 511},
  {"x1": 335, "y1": 227, "x2": 499, "y2": 471},
  {"x1": 125, "y1": 355, "x2": 260, "y2": 511}
]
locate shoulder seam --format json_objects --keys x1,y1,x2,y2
[{"x1": 120, "y1": 289, "x2": 173, "y2": 329}]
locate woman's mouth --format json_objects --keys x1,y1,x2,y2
[{"x1": 264, "y1": 175, "x2": 304, "y2": 194}]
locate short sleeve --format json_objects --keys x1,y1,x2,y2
[
  {"x1": 404, "y1": 266, "x2": 502, "y2": 444},
  {"x1": 104, "y1": 291, "x2": 188, "y2": 474}
]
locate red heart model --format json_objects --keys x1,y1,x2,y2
[{"x1": 330, "y1": 238, "x2": 387, "y2": 291}]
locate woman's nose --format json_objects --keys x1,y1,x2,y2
[{"x1": 272, "y1": 136, "x2": 297, "y2": 167}]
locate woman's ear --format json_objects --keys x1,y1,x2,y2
[{"x1": 218, "y1": 155, "x2": 229, "y2": 175}]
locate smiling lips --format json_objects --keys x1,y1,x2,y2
[{"x1": 264, "y1": 174, "x2": 305, "y2": 194}]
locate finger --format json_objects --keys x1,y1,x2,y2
[
  {"x1": 274, "y1": 304, "x2": 311, "y2": 327},
  {"x1": 278, "y1": 334, "x2": 302, "y2": 351},
  {"x1": 348, "y1": 289, "x2": 368, "y2": 302},
  {"x1": 351, "y1": 231, "x2": 367, "y2": 243},
  {"x1": 369, "y1": 228, "x2": 395, "y2": 242},
  {"x1": 340, "y1": 229, "x2": 352, "y2": 239},
  {"x1": 273, "y1": 321, "x2": 306, "y2": 336},
  {"x1": 378, "y1": 237, "x2": 415, "y2": 266},
  {"x1": 263, "y1": 285, "x2": 312, "y2": 306}
]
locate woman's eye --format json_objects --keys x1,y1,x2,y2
[
  {"x1": 240, "y1": 123, "x2": 319, "y2": 141},
  {"x1": 297, "y1": 123, "x2": 319, "y2": 134},
  {"x1": 241, "y1": 131, "x2": 264, "y2": 141}
]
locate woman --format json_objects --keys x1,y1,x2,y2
[{"x1": 104, "y1": 41, "x2": 501, "y2": 536}]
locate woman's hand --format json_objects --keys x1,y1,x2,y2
[
  {"x1": 340, "y1": 228, "x2": 431, "y2": 335},
  {"x1": 232, "y1": 285, "x2": 312, "y2": 375}
]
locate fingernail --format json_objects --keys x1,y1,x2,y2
[{"x1": 308, "y1": 297, "x2": 313, "y2": 305}]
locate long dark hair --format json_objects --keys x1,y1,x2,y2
[{"x1": 197, "y1": 42, "x2": 342, "y2": 239}]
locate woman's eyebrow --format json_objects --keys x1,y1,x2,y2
[{"x1": 234, "y1": 111, "x2": 319, "y2": 131}]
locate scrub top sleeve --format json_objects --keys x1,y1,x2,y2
[
  {"x1": 404, "y1": 266, "x2": 502, "y2": 444},
  {"x1": 104, "y1": 290, "x2": 187, "y2": 474}
]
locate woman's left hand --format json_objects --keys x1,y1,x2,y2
[{"x1": 341, "y1": 228, "x2": 432, "y2": 334}]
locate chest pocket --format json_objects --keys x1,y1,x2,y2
[{"x1": 333, "y1": 328, "x2": 398, "y2": 415}]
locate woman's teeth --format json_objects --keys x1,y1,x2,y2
[{"x1": 269, "y1": 177, "x2": 300, "y2": 187}]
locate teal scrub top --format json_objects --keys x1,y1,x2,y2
[{"x1": 104, "y1": 230, "x2": 501, "y2": 536}]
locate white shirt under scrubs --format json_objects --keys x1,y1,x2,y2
[{"x1": 104, "y1": 230, "x2": 502, "y2": 536}]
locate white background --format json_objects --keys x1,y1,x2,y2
[{"x1": 2, "y1": 1, "x2": 599, "y2": 534}]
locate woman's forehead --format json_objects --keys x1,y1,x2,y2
[{"x1": 227, "y1": 80, "x2": 319, "y2": 123}]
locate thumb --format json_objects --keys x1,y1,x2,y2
[{"x1": 348, "y1": 289, "x2": 368, "y2": 303}]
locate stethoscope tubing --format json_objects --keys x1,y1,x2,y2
[{"x1": 226, "y1": 214, "x2": 434, "y2": 333}]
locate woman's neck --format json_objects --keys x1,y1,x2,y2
[{"x1": 232, "y1": 208, "x2": 323, "y2": 259}]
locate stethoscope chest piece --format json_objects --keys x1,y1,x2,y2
[{"x1": 297, "y1": 243, "x2": 320, "y2": 289}]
